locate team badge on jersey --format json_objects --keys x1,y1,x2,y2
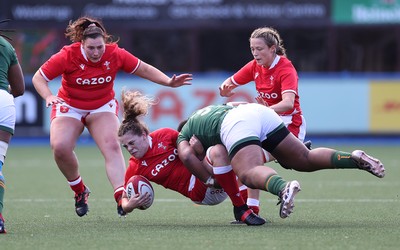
[
  {"x1": 104, "y1": 61, "x2": 110, "y2": 70},
  {"x1": 158, "y1": 142, "x2": 166, "y2": 150},
  {"x1": 60, "y1": 105, "x2": 69, "y2": 113}
]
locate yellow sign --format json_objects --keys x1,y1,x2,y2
[{"x1": 370, "y1": 82, "x2": 400, "y2": 132}]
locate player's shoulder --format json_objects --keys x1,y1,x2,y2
[
  {"x1": 105, "y1": 43, "x2": 125, "y2": 55},
  {"x1": 278, "y1": 56, "x2": 295, "y2": 68},
  {"x1": 153, "y1": 127, "x2": 178, "y2": 134},
  {"x1": 0, "y1": 36, "x2": 13, "y2": 49},
  {"x1": 63, "y1": 42, "x2": 80, "y2": 51},
  {"x1": 153, "y1": 128, "x2": 179, "y2": 145},
  {"x1": 152, "y1": 128, "x2": 178, "y2": 141},
  {"x1": 57, "y1": 42, "x2": 80, "y2": 58},
  {"x1": 105, "y1": 43, "x2": 119, "y2": 51}
]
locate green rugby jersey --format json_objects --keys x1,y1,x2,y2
[
  {"x1": 0, "y1": 36, "x2": 19, "y2": 91},
  {"x1": 177, "y1": 105, "x2": 233, "y2": 149}
]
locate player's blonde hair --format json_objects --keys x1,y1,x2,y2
[
  {"x1": 118, "y1": 90, "x2": 158, "y2": 137},
  {"x1": 250, "y1": 27, "x2": 286, "y2": 57}
]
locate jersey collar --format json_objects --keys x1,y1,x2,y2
[{"x1": 268, "y1": 55, "x2": 281, "y2": 69}]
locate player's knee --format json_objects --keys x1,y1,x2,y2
[
  {"x1": 209, "y1": 144, "x2": 229, "y2": 162},
  {"x1": 238, "y1": 171, "x2": 256, "y2": 189},
  {"x1": 51, "y1": 140, "x2": 73, "y2": 159}
]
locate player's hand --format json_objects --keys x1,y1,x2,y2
[
  {"x1": 219, "y1": 82, "x2": 236, "y2": 97},
  {"x1": 45, "y1": 95, "x2": 65, "y2": 107},
  {"x1": 168, "y1": 73, "x2": 192, "y2": 87},
  {"x1": 124, "y1": 193, "x2": 152, "y2": 213},
  {"x1": 189, "y1": 135, "x2": 206, "y2": 160}
]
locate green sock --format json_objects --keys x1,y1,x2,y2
[
  {"x1": 331, "y1": 151, "x2": 358, "y2": 169},
  {"x1": 265, "y1": 175, "x2": 287, "y2": 196}
]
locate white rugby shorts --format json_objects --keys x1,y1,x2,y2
[
  {"x1": 0, "y1": 89, "x2": 16, "y2": 134},
  {"x1": 220, "y1": 103, "x2": 283, "y2": 155},
  {"x1": 50, "y1": 99, "x2": 118, "y2": 123}
]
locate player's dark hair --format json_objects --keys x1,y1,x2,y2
[
  {"x1": 65, "y1": 16, "x2": 116, "y2": 44},
  {"x1": 250, "y1": 27, "x2": 286, "y2": 57},
  {"x1": 118, "y1": 90, "x2": 158, "y2": 137},
  {"x1": 0, "y1": 19, "x2": 14, "y2": 41},
  {"x1": 177, "y1": 119, "x2": 188, "y2": 132}
]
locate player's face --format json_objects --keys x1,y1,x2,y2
[
  {"x1": 82, "y1": 37, "x2": 105, "y2": 63},
  {"x1": 250, "y1": 38, "x2": 276, "y2": 67},
  {"x1": 119, "y1": 132, "x2": 149, "y2": 159}
]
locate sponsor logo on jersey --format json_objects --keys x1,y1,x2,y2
[
  {"x1": 258, "y1": 91, "x2": 279, "y2": 99},
  {"x1": 141, "y1": 160, "x2": 148, "y2": 166},
  {"x1": 270, "y1": 75, "x2": 274, "y2": 84},
  {"x1": 79, "y1": 64, "x2": 85, "y2": 70},
  {"x1": 151, "y1": 148, "x2": 178, "y2": 176},
  {"x1": 255, "y1": 72, "x2": 259, "y2": 79},
  {"x1": 76, "y1": 76, "x2": 113, "y2": 85}
]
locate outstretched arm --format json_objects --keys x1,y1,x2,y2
[
  {"x1": 135, "y1": 61, "x2": 192, "y2": 88},
  {"x1": 219, "y1": 77, "x2": 237, "y2": 97}
]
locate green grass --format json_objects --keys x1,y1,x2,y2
[{"x1": 1, "y1": 144, "x2": 399, "y2": 250}]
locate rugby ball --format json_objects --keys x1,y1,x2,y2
[{"x1": 125, "y1": 175, "x2": 154, "y2": 210}]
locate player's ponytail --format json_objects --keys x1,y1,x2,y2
[{"x1": 118, "y1": 90, "x2": 158, "y2": 137}]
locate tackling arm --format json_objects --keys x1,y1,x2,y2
[{"x1": 177, "y1": 140, "x2": 211, "y2": 183}]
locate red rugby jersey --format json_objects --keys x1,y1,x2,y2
[
  {"x1": 232, "y1": 56, "x2": 302, "y2": 116},
  {"x1": 40, "y1": 42, "x2": 140, "y2": 109},
  {"x1": 124, "y1": 128, "x2": 192, "y2": 198}
]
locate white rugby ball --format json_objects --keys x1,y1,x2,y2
[{"x1": 125, "y1": 175, "x2": 154, "y2": 210}]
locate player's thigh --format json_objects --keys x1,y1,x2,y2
[
  {"x1": 231, "y1": 145, "x2": 265, "y2": 177},
  {"x1": 50, "y1": 117, "x2": 84, "y2": 150},
  {"x1": 86, "y1": 112, "x2": 120, "y2": 149},
  {"x1": 271, "y1": 133, "x2": 309, "y2": 169}
]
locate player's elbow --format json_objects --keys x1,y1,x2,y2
[{"x1": 11, "y1": 85, "x2": 25, "y2": 97}]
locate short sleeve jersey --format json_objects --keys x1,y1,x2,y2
[
  {"x1": 39, "y1": 42, "x2": 140, "y2": 109},
  {"x1": 0, "y1": 36, "x2": 19, "y2": 91},
  {"x1": 125, "y1": 128, "x2": 193, "y2": 198},
  {"x1": 177, "y1": 105, "x2": 232, "y2": 149},
  {"x1": 232, "y1": 56, "x2": 302, "y2": 116}
]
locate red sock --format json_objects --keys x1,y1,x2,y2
[
  {"x1": 213, "y1": 166, "x2": 245, "y2": 207},
  {"x1": 114, "y1": 186, "x2": 124, "y2": 203},
  {"x1": 239, "y1": 188, "x2": 248, "y2": 202},
  {"x1": 68, "y1": 176, "x2": 85, "y2": 194},
  {"x1": 249, "y1": 205, "x2": 260, "y2": 215}
]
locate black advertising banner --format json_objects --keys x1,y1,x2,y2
[
  {"x1": 14, "y1": 84, "x2": 45, "y2": 137},
  {"x1": 2, "y1": 0, "x2": 331, "y2": 29}
]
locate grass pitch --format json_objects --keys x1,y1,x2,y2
[{"x1": 1, "y1": 143, "x2": 399, "y2": 250}]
